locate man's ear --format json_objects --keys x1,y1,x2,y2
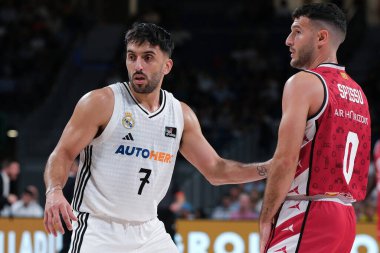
[
  {"x1": 317, "y1": 29, "x2": 329, "y2": 47},
  {"x1": 163, "y1": 59, "x2": 173, "y2": 75}
]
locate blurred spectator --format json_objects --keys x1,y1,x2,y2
[
  {"x1": 0, "y1": 159, "x2": 20, "y2": 216},
  {"x1": 230, "y1": 193, "x2": 258, "y2": 220},
  {"x1": 194, "y1": 208, "x2": 207, "y2": 219},
  {"x1": 250, "y1": 188, "x2": 263, "y2": 214},
  {"x1": 11, "y1": 185, "x2": 43, "y2": 218},
  {"x1": 178, "y1": 202, "x2": 194, "y2": 220},
  {"x1": 228, "y1": 186, "x2": 243, "y2": 212},
  {"x1": 211, "y1": 194, "x2": 233, "y2": 220}
]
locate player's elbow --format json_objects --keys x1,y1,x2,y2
[
  {"x1": 202, "y1": 160, "x2": 228, "y2": 186},
  {"x1": 202, "y1": 168, "x2": 222, "y2": 186},
  {"x1": 207, "y1": 177, "x2": 224, "y2": 186},
  {"x1": 208, "y1": 177, "x2": 224, "y2": 186}
]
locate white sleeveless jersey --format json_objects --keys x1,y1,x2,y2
[{"x1": 72, "y1": 82, "x2": 184, "y2": 222}]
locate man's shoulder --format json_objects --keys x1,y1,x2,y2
[
  {"x1": 285, "y1": 71, "x2": 323, "y2": 93},
  {"x1": 79, "y1": 86, "x2": 114, "y2": 106}
]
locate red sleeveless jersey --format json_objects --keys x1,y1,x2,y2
[{"x1": 287, "y1": 63, "x2": 371, "y2": 202}]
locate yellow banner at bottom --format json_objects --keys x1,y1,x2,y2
[{"x1": 176, "y1": 220, "x2": 378, "y2": 253}]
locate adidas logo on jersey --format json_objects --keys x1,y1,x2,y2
[{"x1": 122, "y1": 133, "x2": 134, "y2": 141}]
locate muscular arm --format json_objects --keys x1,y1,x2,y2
[
  {"x1": 179, "y1": 103, "x2": 270, "y2": 186},
  {"x1": 259, "y1": 72, "x2": 324, "y2": 251},
  {"x1": 43, "y1": 87, "x2": 113, "y2": 235}
]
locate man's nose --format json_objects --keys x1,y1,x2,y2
[
  {"x1": 285, "y1": 34, "x2": 292, "y2": 46},
  {"x1": 135, "y1": 57, "x2": 143, "y2": 71}
]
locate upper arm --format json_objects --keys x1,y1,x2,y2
[
  {"x1": 179, "y1": 102, "x2": 220, "y2": 175},
  {"x1": 52, "y1": 87, "x2": 114, "y2": 160},
  {"x1": 273, "y1": 72, "x2": 324, "y2": 166}
]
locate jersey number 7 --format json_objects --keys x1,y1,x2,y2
[{"x1": 138, "y1": 168, "x2": 152, "y2": 195}]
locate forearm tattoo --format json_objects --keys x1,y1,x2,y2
[{"x1": 257, "y1": 165, "x2": 268, "y2": 177}]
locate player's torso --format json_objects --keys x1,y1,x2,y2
[
  {"x1": 73, "y1": 82, "x2": 184, "y2": 221},
  {"x1": 288, "y1": 63, "x2": 371, "y2": 202}
]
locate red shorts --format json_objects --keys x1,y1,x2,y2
[{"x1": 265, "y1": 200, "x2": 356, "y2": 253}]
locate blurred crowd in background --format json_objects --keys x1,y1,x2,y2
[{"x1": 0, "y1": 0, "x2": 380, "y2": 232}]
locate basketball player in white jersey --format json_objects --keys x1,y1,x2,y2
[{"x1": 43, "y1": 23, "x2": 270, "y2": 253}]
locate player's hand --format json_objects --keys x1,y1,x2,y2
[
  {"x1": 44, "y1": 190, "x2": 77, "y2": 237},
  {"x1": 259, "y1": 221, "x2": 272, "y2": 253}
]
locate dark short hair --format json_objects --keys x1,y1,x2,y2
[
  {"x1": 292, "y1": 3, "x2": 347, "y2": 35},
  {"x1": 125, "y1": 23, "x2": 174, "y2": 57},
  {"x1": 1, "y1": 158, "x2": 18, "y2": 170}
]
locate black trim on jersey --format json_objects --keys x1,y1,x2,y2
[
  {"x1": 73, "y1": 145, "x2": 93, "y2": 211},
  {"x1": 302, "y1": 70, "x2": 327, "y2": 121},
  {"x1": 72, "y1": 146, "x2": 89, "y2": 211},
  {"x1": 71, "y1": 212, "x2": 89, "y2": 253},
  {"x1": 122, "y1": 82, "x2": 166, "y2": 118},
  {"x1": 123, "y1": 82, "x2": 149, "y2": 115},
  {"x1": 71, "y1": 212, "x2": 83, "y2": 253},
  {"x1": 149, "y1": 90, "x2": 166, "y2": 118},
  {"x1": 295, "y1": 202, "x2": 312, "y2": 253}
]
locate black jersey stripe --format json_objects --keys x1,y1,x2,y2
[
  {"x1": 73, "y1": 145, "x2": 92, "y2": 211},
  {"x1": 72, "y1": 146, "x2": 89, "y2": 211},
  {"x1": 71, "y1": 212, "x2": 84, "y2": 253},
  {"x1": 72, "y1": 146, "x2": 89, "y2": 210},
  {"x1": 71, "y1": 212, "x2": 89, "y2": 253},
  {"x1": 76, "y1": 212, "x2": 89, "y2": 252},
  {"x1": 76, "y1": 145, "x2": 93, "y2": 210}
]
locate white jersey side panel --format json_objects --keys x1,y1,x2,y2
[{"x1": 72, "y1": 82, "x2": 184, "y2": 222}]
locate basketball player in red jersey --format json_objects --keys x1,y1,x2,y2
[{"x1": 259, "y1": 3, "x2": 371, "y2": 253}]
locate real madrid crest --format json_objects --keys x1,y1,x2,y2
[{"x1": 122, "y1": 112, "x2": 135, "y2": 129}]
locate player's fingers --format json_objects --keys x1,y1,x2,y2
[
  {"x1": 43, "y1": 209, "x2": 52, "y2": 234},
  {"x1": 67, "y1": 206, "x2": 78, "y2": 222},
  {"x1": 52, "y1": 208, "x2": 64, "y2": 236},
  {"x1": 61, "y1": 205, "x2": 76, "y2": 231},
  {"x1": 45, "y1": 209, "x2": 56, "y2": 235}
]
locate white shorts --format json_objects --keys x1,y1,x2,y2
[{"x1": 69, "y1": 212, "x2": 178, "y2": 253}]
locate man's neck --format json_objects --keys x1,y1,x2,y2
[{"x1": 129, "y1": 86, "x2": 162, "y2": 113}]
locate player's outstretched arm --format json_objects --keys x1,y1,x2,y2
[
  {"x1": 179, "y1": 102, "x2": 270, "y2": 186},
  {"x1": 43, "y1": 87, "x2": 113, "y2": 236}
]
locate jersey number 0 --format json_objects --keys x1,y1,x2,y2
[{"x1": 343, "y1": 131, "x2": 359, "y2": 184}]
